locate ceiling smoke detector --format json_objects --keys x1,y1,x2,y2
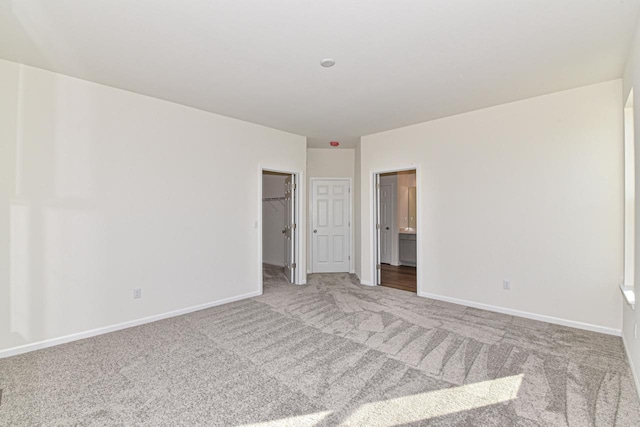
[{"x1": 320, "y1": 58, "x2": 335, "y2": 68}]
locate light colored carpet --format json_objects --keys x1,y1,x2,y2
[{"x1": 0, "y1": 265, "x2": 639, "y2": 426}]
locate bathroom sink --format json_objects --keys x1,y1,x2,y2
[{"x1": 399, "y1": 227, "x2": 416, "y2": 233}]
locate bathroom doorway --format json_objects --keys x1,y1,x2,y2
[{"x1": 374, "y1": 169, "x2": 417, "y2": 293}]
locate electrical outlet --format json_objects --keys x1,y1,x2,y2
[
  {"x1": 133, "y1": 288, "x2": 142, "y2": 299},
  {"x1": 503, "y1": 280, "x2": 511, "y2": 290}
]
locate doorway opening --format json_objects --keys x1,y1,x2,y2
[
  {"x1": 261, "y1": 169, "x2": 299, "y2": 287},
  {"x1": 374, "y1": 169, "x2": 417, "y2": 293}
]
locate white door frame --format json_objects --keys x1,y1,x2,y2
[
  {"x1": 371, "y1": 167, "x2": 421, "y2": 292},
  {"x1": 309, "y1": 177, "x2": 354, "y2": 274},
  {"x1": 259, "y1": 167, "x2": 305, "y2": 292}
]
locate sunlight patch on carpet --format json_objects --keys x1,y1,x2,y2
[
  {"x1": 343, "y1": 374, "x2": 524, "y2": 426},
  {"x1": 238, "y1": 410, "x2": 332, "y2": 427}
]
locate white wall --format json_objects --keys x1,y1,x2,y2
[
  {"x1": 0, "y1": 59, "x2": 19, "y2": 349},
  {"x1": 359, "y1": 80, "x2": 623, "y2": 332},
  {"x1": 306, "y1": 148, "x2": 355, "y2": 272},
  {"x1": 262, "y1": 173, "x2": 287, "y2": 267},
  {"x1": 0, "y1": 60, "x2": 306, "y2": 354},
  {"x1": 623, "y1": 16, "x2": 640, "y2": 395},
  {"x1": 307, "y1": 148, "x2": 355, "y2": 179}
]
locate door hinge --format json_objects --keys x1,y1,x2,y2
[
  {"x1": 376, "y1": 184, "x2": 380, "y2": 189},
  {"x1": 376, "y1": 224, "x2": 381, "y2": 230},
  {"x1": 291, "y1": 223, "x2": 297, "y2": 230},
  {"x1": 292, "y1": 183, "x2": 297, "y2": 190},
  {"x1": 376, "y1": 264, "x2": 381, "y2": 270},
  {"x1": 291, "y1": 263, "x2": 297, "y2": 269}
]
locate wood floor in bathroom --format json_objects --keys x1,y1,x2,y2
[{"x1": 380, "y1": 264, "x2": 417, "y2": 293}]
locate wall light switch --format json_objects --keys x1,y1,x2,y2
[
  {"x1": 503, "y1": 280, "x2": 511, "y2": 290},
  {"x1": 133, "y1": 288, "x2": 142, "y2": 299}
]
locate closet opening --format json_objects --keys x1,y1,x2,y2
[{"x1": 261, "y1": 169, "x2": 299, "y2": 287}]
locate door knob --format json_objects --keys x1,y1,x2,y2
[{"x1": 313, "y1": 230, "x2": 317, "y2": 233}]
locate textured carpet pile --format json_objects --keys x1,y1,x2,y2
[{"x1": 0, "y1": 265, "x2": 638, "y2": 426}]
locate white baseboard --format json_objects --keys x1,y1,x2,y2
[
  {"x1": 353, "y1": 271, "x2": 372, "y2": 286},
  {"x1": 0, "y1": 290, "x2": 262, "y2": 359},
  {"x1": 418, "y1": 291, "x2": 621, "y2": 336},
  {"x1": 622, "y1": 333, "x2": 640, "y2": 400}
]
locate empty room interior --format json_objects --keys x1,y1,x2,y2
[{"x1": 5, "y1": 1, "x2": 640, "y2": 425}]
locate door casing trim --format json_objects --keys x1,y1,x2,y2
[
  {"x1": 259, "y1": 167, "x2": 305, "y2": 292},
  {"x1": 371, "y1": 167, "x2": 420, "y2": 291}
]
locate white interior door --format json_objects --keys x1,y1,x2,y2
[
  {"x1": 312, "y1": 179, "x2": 350, "y2": 273},
  {"x1": 375, "y1": 174, "x2": 381, "y2": 285},
  {"x1": 379, "y1": 184, "x2": 393, "y2": 264},
  {"x1": 284, "y1": 175, "x2": 296, "y2": 283}
]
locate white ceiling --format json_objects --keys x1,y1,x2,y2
[{"x1": 1, "y1": 0, "x2": 639, "y2": 148}]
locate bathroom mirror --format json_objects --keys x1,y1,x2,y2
[{"x1": 408, "y1": 187, "x2": 416, "y2": 228}]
